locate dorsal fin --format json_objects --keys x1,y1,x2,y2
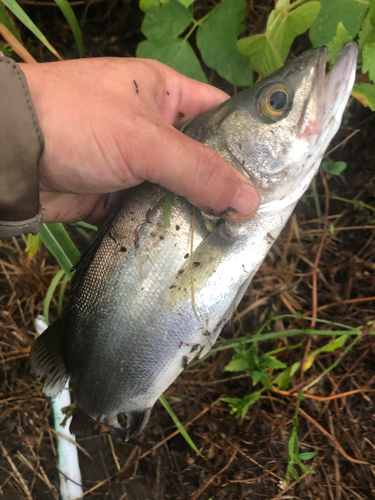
[
  {"x1": 29, "y1": 317, "x2": 68, "y2": 398},
  {"x1": 69, "y1": 211, "x2": 116, "y2": 295}
]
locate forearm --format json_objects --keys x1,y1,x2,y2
[{"x1": 0, "y1": 55, "x2": 44, "y2": 237}]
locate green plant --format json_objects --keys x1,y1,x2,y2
[
  {"x1": 217, "y1": 313, "x2": 373, "y2": 482},
  {"x1": 137, "y1": 0, "x2": 253, "y2": 85},
  {"x1": 284, "y1": 394, "x2": 316, "y2": 484}
]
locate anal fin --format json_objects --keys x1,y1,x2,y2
[
  {"x1": 29, "y1": 317, "x2": 68, "y2": 398},
  {"x1": 69, "y1": 408, "x2": 95, "y2": 436}
]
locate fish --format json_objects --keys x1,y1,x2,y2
[{"x1": 30, "y1": 42, "x2": 358, "y2": 440}]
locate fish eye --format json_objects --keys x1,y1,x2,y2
[{"x1": 258, "y1": 84, "x2": 290, "y2": 120}]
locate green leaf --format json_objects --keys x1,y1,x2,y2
[
  {"x1": 44, "y1": 268, "x2": 65, "y2": 325},
  {"x1": 196, "y1": 0, "x2": 253, "y2": 86},
  {"x1": 26, "y1": 233, "x2": 42, "y2": 260},
  {"x1": 225, "y1": 358, "x2": 249, "y2": 372},
  {"x1": 250, "y1": 370, "x2": 263, "y2": 385},
  {"x1": 0, "y1": 2, "x2": 21, "y2": 41},
  {"x1": 352, "y1": 83, "x2": 375, "y2": 111},
  {"x1": 1, "y1": 0, "x2": 60, "y2": 58},
  {"x1": 39, "y1": 223, "x2": 80, "y2": 278},
  {"x1": 298, "y1": 452, "x2": 317, "y2": 460},
  {"x1": 259, "y1": 354, "x2": 287, "y2": 370},
  {"x1": 289, "y1": 464, "x2": 301, "y2": 482},
  {"x1": 310, "y1": 0, "x2": 368, "y2": 47},
  {"x1": 139, "y1": 0, "x2": 161, "y2": 12},
  {"x1": 327, "y1": 22, "x2": 352, "y2": 65},
  {"x1": 237, "y1": 34, "x2": 283, "y2": 77},
  {"x1": 222, "y1": 391, "x2": 261, "y2": 420},
  {"x1": 238, "y1": 1, "x2": 320, "y2": 77},
  {"x1": 322, "y1": 160, "x2": 347, "y2": 176},
  {"x1": 319, "y1": 334, "x2": 348, "y2": 353},
  {"x1": 363, "y1": 42, "x2": 375, "y2": 83},
  {"x1": 137, "y1": 38, "x2": 207, "y2": 82},
  {"x1": 358, "y1": 12, "x2": 375, "y2": 49},
  {"x1": 279, "y1": 2, "x2": 321, "y2": 60},
  {"x1": 159, "y1": 395, "x2": 202, "y2": 455},
  {"x1": 141, "y1": 0, "x2": 193, "y2": 39},
  {"x1": 177, "y1": 0, "x2": 195, "y2": 6},
  {"x1": 54, "y1": 0, "x2": 84, "y2": 57}
]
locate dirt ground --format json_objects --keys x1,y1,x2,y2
[{"x1": 1, "y1": 1, "x2": 375, "y2": 499}]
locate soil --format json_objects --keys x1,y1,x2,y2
[{"x1": 1, "y1": 1, "x2": 374, "y2": 499}]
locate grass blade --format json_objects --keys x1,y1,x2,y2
[
  {"x1": 159, "y1": 395, "x2": 202, "y2": 456},
  {"x1": 58, "y1": 273, "x2": 70, "y2": 313},
  {"x1": 54, "y1": 0, "x2": 83, "y2": 57},
  {"x1": 1, "y1": 0, "x2": 62, "y2": 59},
  {"x1": 0, "y1": 2, "x2": 21, "y2": 41},
  {"x1": 44, "y1": 268, "x2": 65, "y2": 325},
  {"x1": 39, "y1": 223, "x2": 80, "y2": 278}
]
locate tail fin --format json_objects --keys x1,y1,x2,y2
[{"x1": 29, "y1": 317, "x2": 68, "y2": 398}]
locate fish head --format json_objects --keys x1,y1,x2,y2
[{"x1": 197, "y1": 43, "x2": 358, "y2": 212}]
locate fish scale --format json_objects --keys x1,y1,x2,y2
[{"x1": 30, "y1": 43, "x2": 358, "y2": 439}]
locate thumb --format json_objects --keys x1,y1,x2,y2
[{"x1": 137, "y1": 123, "x2": 260, "y2": 222}]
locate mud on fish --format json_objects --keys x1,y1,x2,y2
[{"x1": 30, "y1": 43, "x2": 358, "y2": 440}]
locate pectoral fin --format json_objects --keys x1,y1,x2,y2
[
  {"x1": 29, "y1": 317, "x2": 68, "y2": 398},
  {"x1": 164, "y1": 221, "x2": 239, "y2": 310}
]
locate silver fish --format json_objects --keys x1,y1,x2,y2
[{"x1": 30, "y1": 43, "x2": 358, "y2": 439}]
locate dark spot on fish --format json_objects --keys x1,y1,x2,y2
[
  {"x1": 159, "y1": 235, "x2": 164, "y2": 240},
  {"x1": 193, "y1": 262, "x2": 200, "y2": 267},
  {"x1": 120, "y1": 246, "x2": 127, "y2": 252},
  {"x1": 238, "y1": 143, "x2": 242, "y2": 150},
  {"x1": 134, "y1": 233, "x2": 139, "y2": 249},
  {"x1": 169, "y1": 285, "x2": 176, "y2": 289},
  {"x1": 203, "y1": 331, "x2": 211, "y2": 337},
  {"x1": 175, "y1": 225, "x2": 180, "y2": 231},
  {"x1": 141, "y1": 287, "x2": 144, "y2": 290},
  {"x1": 146, "y1": 209, "x2": 152, "y2": 223},
  {"x1": 179, "y1": 340, "x2": 191, "y2": 348},
  {"x1": 177, "y1": 111, "x2": 185, "y2": 120},
  {"x1": 266, "y1": 232, "x2": 275, "y2": 243},
  {"x1": 182, "y1": 356, "x2": 189, "y2": 368},
  {"x1": 190, "y1": 344, "x2": 200, "y2": 353},
  {"x1": 242, "y1": 264, "x2": 248, "y2": 273},
  {"x1": 184, "y1": 253, "x2": 189, "y2": 259},
  {"x1": 166, "y1": 90, "x2": 170, "y2": 95},
  {"x1": 108, "y1": 231, "x2": 117, "y2": 243},
  {"x1": 150, "y1": 232, "x2": 156, "y2": 237},
  {"x1": 133, "y1": 79, "x2": 138, "y2": 93},
  {"x1": 178, "y1": 270, "x2": 184, "y2": 275}
]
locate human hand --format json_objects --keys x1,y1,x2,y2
[{"x1": 20, "y1": 58, "x2": 260, "y2": 225}]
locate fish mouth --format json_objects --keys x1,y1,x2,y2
[{"x1": 298, "y1": 42, "x2": 358, "y2": 137}]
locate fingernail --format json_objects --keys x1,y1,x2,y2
[{"x1": 230, "y1": 183, "x2": 260, "y2": 221}]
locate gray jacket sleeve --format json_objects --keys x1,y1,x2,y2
[{"x1": 0, "y1": 55, "x2": 44, "y2": 237}]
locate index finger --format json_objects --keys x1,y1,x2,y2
[{"x1": 151, "y1": 61, "x2": 230, "y2": 126}]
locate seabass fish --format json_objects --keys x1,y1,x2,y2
[{"x1": 30, "y1": 43, "x2": 358, "y2": 439}]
